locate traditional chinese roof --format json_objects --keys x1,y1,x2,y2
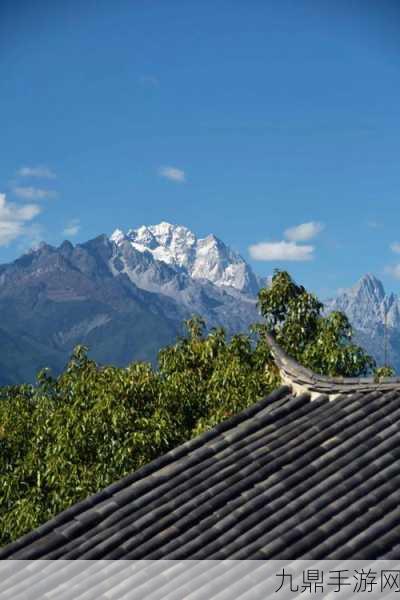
[
  {"x1": 265, "y1": 331, "x2": 400, "y2": 399},
  {"x1": 2, "y1": 337, "x2": 400, "y2": 560}
]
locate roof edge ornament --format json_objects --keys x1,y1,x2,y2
[{"x1": 265, "y1": 331, "x2": 400, "y2": 399}]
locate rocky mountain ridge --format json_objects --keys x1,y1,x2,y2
[
  {"x1": 324, "y1": 273, "x2": 400, "y2": 372},
  {"x1": 110, "y1": 221, "x2": 262, "y2": 295},
  {"x1": 1, "y1": 219, "x2": 399, "y2": 385},
  {"x1": 0, "y1": 224, "x2": 264, "y2": 385}
]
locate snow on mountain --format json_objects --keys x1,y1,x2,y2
[
  {"x1": 7, "y1": 218, "x2": 400, "y2": 382},
  {"x1": 108, "y1": 222, "x2": 264, "y2": 335},
  {"x1": 128, "y1": 222, "x2": 197, "y2": 269},
  {"x1": 110, "y1": 222, "x2": 260, "y2": 296},
  {"x1": 0, "y1": 221, "x2": 273, "y2": 383}
]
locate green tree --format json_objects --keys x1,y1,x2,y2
[
  {"x1": 374, "y1": 365, "x2": 395, "y2": 382},
  {"x1": 0, "y1": 317, "x2": 274, "y2": 547},
  {"x1": 258, "y1": 269, "x2": 378, "y2": 376}
]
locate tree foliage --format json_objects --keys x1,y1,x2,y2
[
  {"x1": 258, "y1": 270, "x2": 378, "y2": 376},
  {"x1": 0, "y1": 317, "x2": 275, "y2": 547},
  {"x1": 374, "y1": 365, "x2": 395, "y2": 382}
]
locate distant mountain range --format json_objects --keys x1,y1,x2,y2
[
  {"x1": 0, "y1": 221, "x2": 398, "y2": 386},
  {"x1": 0, "y1": 223, "x2": 264, "y2": 385},
  {"x1": 324, "y1": 273, "x2": 400, "y2": 373}
]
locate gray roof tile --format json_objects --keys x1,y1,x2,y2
[{"x1": 3, "y1": 337, "x2": 400, "y2": 560}]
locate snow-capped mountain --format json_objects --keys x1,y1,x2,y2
[
  {"x1": 108, "y1": 222, "x2": 264, "y2": 336},
  {"x1": 110, "y1": 221, "x2": 261, "y2": 295},
  {"x1": 3, "y1": 217, "x2": 400, "y2": 385},
  {"x1": 324, "y1": 273, "x2": 400, "y2": 372},
  {"x1": 0, "y1": 223, "x2": 266, "y2": 385}
]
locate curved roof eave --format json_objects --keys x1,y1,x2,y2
[{"x1": 265, "y1": 331, "x2": 400, "y2": 398}]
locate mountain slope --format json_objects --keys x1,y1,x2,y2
[
  {"x1": 3, "y1": 221, "x2": 399, "y2": 385},
  {"x1": 0, "y1": 237, "x2": 184, "y2": 384},
  {"x1": 324, "y1": 274, "x2": 400, "y2": 372},
  {"x1": 107, "y1": 223, "x2": 262, "y2": 334},
  {"x1": 0, "y1": 225, "x2": 264, "y2": 385},
  {"x1": 110, "y1": 221, "x2": 261, "y2": 295}
]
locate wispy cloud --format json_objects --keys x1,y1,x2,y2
[
  {"x1": 158, "y1": 166, "x2": 186, "y2": 183},
  {"x1": 249, "y1": 240, "x2": 314, "y2": 261},
  {"x1": 384, "y1": 264, "x2": 400, "y2": 280},
  {"x1": 0, "y1": 192, "x2": 41, "y2": 246},
  {"x1": 139, "y1": 75, "x2": 159, "y2": 87},
  {"x1": 63, "y1": 218, "x2": 80, "y2": 237},
  {"x1": 284, "y1": 221, "x2": 324, "y2": 242},
  {"x1": 249, "y1": 220, "x2": 323, "y2": 262},
  {"x1": 17, "y1": 165, "x2": 56, "y2": 179},
  {"x1": 13, "y1": 186, "x2": 58, "y2": 200},
  {"x1": 366, "y1": 219, "x2": 382, "y2": 229},
  {"x1": 391, "y1": 242, "x2": 400, "y2": 254}
]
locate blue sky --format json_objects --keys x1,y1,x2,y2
[{"x1": 1, "y1": 0, "x2": 400, "y2": 298}]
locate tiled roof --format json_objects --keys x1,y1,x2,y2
[
  {"x1": 2, "y1": 339, "x2": 400, "y2": 560},
  {"x1": 266, "y1": 331, "x2": 400, "y2": 398}
]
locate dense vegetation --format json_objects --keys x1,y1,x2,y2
[
  {"x1": 258, "y1": 270, "x2": 377, "y2": 376},
  {"x1": 0, "y1": 270, "x2": 390, "y2": 547},
  {"x1": 0, "y1": 317, "x2": 276, "y2": 546}
]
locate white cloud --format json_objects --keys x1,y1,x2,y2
[
  {"x1": 0, "y1": 192, "x2": 41, "y2": 246},
  {"x1": 158, "y1": 166, "x2": 186, "y2": 183},
  {"x1": 385, "y1": 264, "x2": 400, "y2": 280},
  {"x1": 284, "y1": 221, "x2": 324, "y2": 242},
  {"x1": 391, "y1": 242, "x2": 400, "y2": 254},
  {"x1": 249, "y1": 240, "x2": 314, "y2": 261},
  {"x1": 0, "y1": 221, "x2": 23, "y2": 246},
  {"x1": 17, "y1": 165, "x2": 56, "y2": 179},
  {"x1": 63, "y1": 219, "x2": 80, "y2": 237},
  {"x1": 13, "y1": 186, "x2": 57, "y2": 200}
]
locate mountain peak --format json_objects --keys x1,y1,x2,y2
[
  {"x1": 108, "y1": 222, "x2": 260, "y2": 294},
  {"x1": 110, "y1": 228, "x2": 126, "y2": 245},
  {"x1": 27, "y1": 241, "x2": 54, "y2": 255},
  {"x1": 360, "y1": 273, "x2": 382, "y2": 285},
  {"x1": 59, "y1": 240, "x2": 74, "y2": 251},
  {"x1": 324, "y1": 273, "x2": 394, "y2": 334},
  {"x1": 355, "y1": 273, "x2": 385, "y2": 301},
  {"x1": 58, "y1": 240, "x2": 74, "y2": 258}
]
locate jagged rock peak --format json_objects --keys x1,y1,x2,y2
[
  {"x1": 127, "y1": 222, "x2": 197, "y2": 266},
  {"x1": 59, "y1": 240, "x2": 74, "y2": 254},
  {"x1": 353, "y1": 273, "x2": 386, "y2": 301},
  {"x1": 324, "y1": 273, "x2": 399, "y2": 333},
  {"x1": 109, "y1": 222, "x2": 260, "y2": 294},
  {"x1": 25, "y1": 241, "x2": 50, "y2": 253},
  {"x1": 110, "y1": 228, "x2": 126, "y2": 245}
]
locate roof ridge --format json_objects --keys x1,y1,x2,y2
[{"x1": 265, "y1": 331, "x2": 400, "y2": 397}]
